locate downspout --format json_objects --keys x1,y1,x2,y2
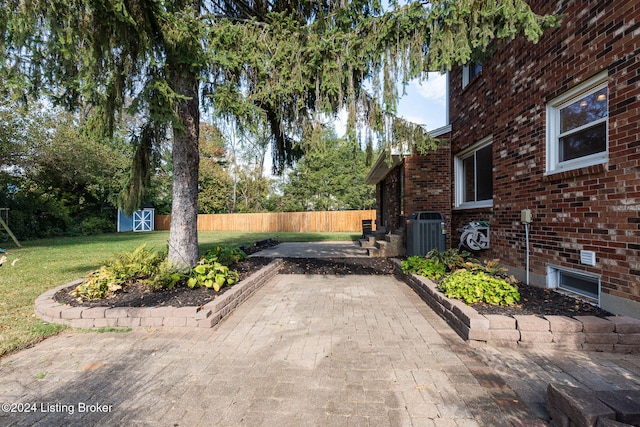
[
  {"x1": 525, "y1": 222, "x2": 530, "y2": 286},
  {"x1": 521, "y1": 209, "x2": 532, "y2": 285}
]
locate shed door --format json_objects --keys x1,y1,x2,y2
[{"x1": 132, "y1": 209, "x2": 154, "y2": 232}]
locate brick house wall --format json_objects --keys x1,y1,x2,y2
[
  {"x1": 448, "y1": 0, "x2": 640, "y2": 316},
  {"x1": 403, "y1": 142, "x2": 453, "y2": 247},
  {"x1": 375, "y1": 167, "x2": 402, "y2": 234},
  {"x1": 372, "y1": 141, "x2": 452, "y2": 240}
]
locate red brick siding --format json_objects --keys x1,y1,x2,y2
[
  {"x1": 448, "y1": 0, "x2": 640, "y2": 305},
  {"x1": 376, "y1": 167, "x2": 402, "y2": 233},
  {"x1": 403, "y1": 142, "x2": 453, "y2": 247},
  {"x1": 375, "y1": 141, "x2": 452, "y2": 241}
]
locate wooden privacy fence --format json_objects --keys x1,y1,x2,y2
[{"x1": 155, "y1": 210, "x2": 376, "y2": 233}]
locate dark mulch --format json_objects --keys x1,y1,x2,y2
[
  {"x1": 53, "y1": 247, "x2": 612, "y2": 318},
  {"x1": 54, "y1": 257, "x2": 274, "y2": 309},
  {"x1": 470, "y1": 285, "x2": 611, "y2": 318}
]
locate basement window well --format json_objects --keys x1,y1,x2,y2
[{"x1": 547, "y1": 265, "x2": 600, "y2": 303}]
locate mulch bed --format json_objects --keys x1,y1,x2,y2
[{"x1": 54, "y1": 243, "x2": 612, "y2": 318}]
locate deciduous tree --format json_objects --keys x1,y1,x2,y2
[{"x1": 279, "y1": 128, "x2": 375, "y2": 211}]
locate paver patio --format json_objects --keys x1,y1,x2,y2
[{"x1": 2, "y1": 269, "x2": 639, "y2": 426}]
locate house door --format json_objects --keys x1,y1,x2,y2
[{"x1": 132, "y1": 209, "x2": 154, "y2": 232}]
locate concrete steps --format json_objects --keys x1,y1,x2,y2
[
  {"x1": 361, "y1": 231, "x2": 405, "y2": 258},
  {"x1": 547, "y1": 384, "x2": 640, "y2": 426}
]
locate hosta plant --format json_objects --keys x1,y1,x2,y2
[{"x1": 187, "y1": 259, "x2": 240, "y2": 291}]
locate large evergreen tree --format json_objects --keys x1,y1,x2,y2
[{"x1": 0, "y1": 0, "x2": 557, "y2": 268}]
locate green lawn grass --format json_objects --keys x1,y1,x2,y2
[{"x1": 0, "y1": 231, "x2": 357, "y2": 358}]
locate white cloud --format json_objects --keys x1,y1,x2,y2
[
  {"x1": 394, "y1": 72, "x2": 448, "y2": 130},
  {"x1": 305, "y1": 71, "x2": 449, "y2": 148},
  {"x1": 413, "y1": 72, "x2": 447, "y2": 106}
]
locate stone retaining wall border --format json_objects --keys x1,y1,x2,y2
[
  {"x1": 392, "y1": 259, "x2": 640, "y2": 353},
  {"x1": 35, "y1": 258, "x2": 640, "y2": 353},
  {"x1": 34, "y1": 259, "x2": 283, "y2": 330}
]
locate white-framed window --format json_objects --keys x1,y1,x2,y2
[
  {"x1": 462, "y1": 62, "x2": 482, "y2": 88},
  {"x1": 455, "y1": 136, "x2": 493, "y2": 209},
  {"x1": 547, "y1": 265, "x2": 600, "y2": 303},
  {"x1": 546, "y1": 72, "x2": 608, "y2": 174}
]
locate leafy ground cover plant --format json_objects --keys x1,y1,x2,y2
[
  {"x1": 73, "y1": 243, "x2": 243, "y2": 300},
  {"x1": 401, "y1": 256, "x2": 446, "y2": 280},
  {"x1": 204, "y1": 246, "x2": 247, "y2": 266},
  {"x1": 402, "y1": 249, "x2": 520, "y2": 307},
  {"x1": 438, "y1": 270, "x2": 520, "y2": 306},
  {"x1": 74, "y1": 244, "x2": 166, "y2": 300}
]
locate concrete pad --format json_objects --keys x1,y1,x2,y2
[{"x1": 250, "y1": 241, "x2": 369, "y2": 258}]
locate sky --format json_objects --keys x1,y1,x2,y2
[
  {"x1": 264, "y1": 71, "x2": 448, "y2": 175},
  {"x1": 397, "y1": 72, "x2": 448, "y2": 131},
  {"x1": 332, "y1": 71, "x2": 448, "y2": 138}
]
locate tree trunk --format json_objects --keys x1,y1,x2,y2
[{"x1": 168, "y1": 66, "x2": 200, "y2": 270}]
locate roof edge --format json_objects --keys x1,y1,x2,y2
[{"x1": 364, "y1": 124, "x2": 452, "y2": 185}]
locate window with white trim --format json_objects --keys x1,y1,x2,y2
[
  {"x1": 462, "y1": 62, "x2": 482, "y2": 88},
  {"x1": 455, "y1": 136, "x2": 493, "y2": 209},
  {"x1": 548, "y1": 266, "x2": 600, "y2": 303},
  {"x1": 546, "y1": 72, "x2": 608, "y2": 174}
]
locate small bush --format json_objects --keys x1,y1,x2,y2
[
  {"x1": 438, "y1": 270, "x2": 520, "y2": 306},
  {"x1": 462, "y1": 258, "x2": 514, "y2": 279},
  {"x1": 401, "y1": 248, "x2": 477, "y2": 280},
  {"x1": 425, "y1": 248, "x2": 478, "y2": 271},
  {"x1": 106, "y1": 244, "x2": 163, "y2": 280},
  {"x1": 73, "y1": 244, "x2": 172, "y2": 300},
  {"x1": 401, "y1": 256, "x2": 446, "y2": 280},
  {"x1": 204, "y1": 246, "x2": 246, "y2": 266},
  {"x1": 143, "y1": 259, "x2": 184, "y2": 291},
  {"x1": 78, "y1": 216, "x2": 115, "y2": 235},
  {"x1": 73, "y1": 266, "x2": 124, "y2": 300}
]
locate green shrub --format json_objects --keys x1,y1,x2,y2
[
  {"x1": 73, "y1": 266, "x2": 124, "y2": 300},
  {"x1": 438, "y1": 270, "x2": 520, "y2": 306},
  {"x1": 425, "y1": 248, "x2": 478, "y2": 271},
  {"x1": 462, "y1": 258, "x2": 510, "y2": 277},
  {"x1": 204, "y1": 246, "x2": 246, "y2": 266},
  {"x1": 77, "y1": 216, "x2": 115, "y2": 235},
  {"x1": 401, "y1": 256, "x2": 446, "y2": 280},
  {"x1": 143, "y1": 259, "x2": 184, "y2": 291},
  {"x1": 74, "y1": 244, "x2": 172, "y2": 300},
  {"x1": 105, "y1": 244, "x2": 163, "y2": 280},
  {"x1": 401, "y1": 248, "x2": 478, "y2": 280}
]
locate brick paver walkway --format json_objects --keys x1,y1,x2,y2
[
  {"x1": 3, "y1": 273, "x2": 640, "y2": 426},
  {"x1": 1, "y1": 274, "x2": 546, "y2": 426}
]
